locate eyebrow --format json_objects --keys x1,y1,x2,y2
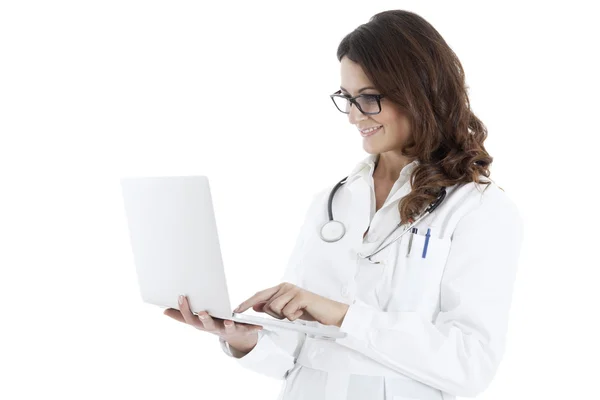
[{"x1": 340, "y1": 86, "x2": 377, "y2": 94}]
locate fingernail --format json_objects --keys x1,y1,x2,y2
[
  {"x1": 199, "y1": 314, "x2": 207, "y2": 320},
  {"x1": 233, "y1": 306, "x2": 240, "y2": 313},
  {"x1": 178, "y1": 295, "x2": 184, "y2": 304}
]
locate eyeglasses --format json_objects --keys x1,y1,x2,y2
[{"x1": 330, "y1": 90, "x2": 386, "y2": 115}]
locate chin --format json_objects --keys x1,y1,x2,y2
[
  {"x1": 363, "y1": 138, "x2": 389, "y2": 153},
  {"x1": 363, "y1": 144, "x2": 381, "y2": 154}
]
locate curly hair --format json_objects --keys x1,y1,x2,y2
[{"x1": 337, "y1": 10, "x2": 493, "y2": 225}]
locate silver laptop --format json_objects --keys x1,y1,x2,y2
[{"x1": 120, "y1": 175, "x2": 346, "y2": 340}]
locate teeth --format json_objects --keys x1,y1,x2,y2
[{"x1": 362, "y1": 126, "x2": 381, "y2": 133}]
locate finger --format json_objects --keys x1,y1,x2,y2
[
  {"x1": 234, "y1": 286, "x2": 280, "y2": 313},
  {"x1": 223, "y1": 319, "x2": 236, "y2": 335},
  {"x1": 233, "y1": 321, "x2": 264, "y2": 330},
  {"x1": 250, "y1": 301, "x2": 276, "y2": 319},
  {"x1": 178, "y1": 295, "x2": 199, "y2": 326},
  {"x1": 297, "y1": 312, "x2": 317, "y2": 322},
  {"x1": 197, "y1": 311, "x2": 217, "y2": 332},
  {"x1": 262, "y1": 308, "x2": 284, "y2": 320},
  {"x1": 234, "y1": 284, "x2": 282, "y2": 313},
  {"x1": 252, "y1": 301, "x2": 268, "y2": 313},
  {"x1": 289, "y1": 310, "x2": 303, "y2": 321},
  {"x1": 163, "y1": 308, "x2": 185, "y2": 323},
  {"x1": 264, "y1": 290, "x2": 296, "y2": 319},
  {"x1": 222, "y1": 320, "x2": 254, "y2": 337},
  {"x1": 281, "y1": 294, "x2": 306, "y2": 320}
]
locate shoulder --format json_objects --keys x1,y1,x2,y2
[
  {"x1": 299, "y1": 180, "x2": 353, "y2": 230},
  {"x1": 304, "y1": 185, "x2": 332, "y2": 209},
  {"x1": 445, "y1": 177, "x2": 523, "y2": 238},
  {"x1": 308, "y1": 179, "x2": 347, "y2": 207},
  {"x1": 463, "y1": 178, "x2": 520, "y2": 216},
  {"x1": 295, "y1": 185, "x2": 334, "y2": 224}
]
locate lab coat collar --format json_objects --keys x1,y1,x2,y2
[{"x1": 345, "y1": 154, "x2": 420, "y2": 186}]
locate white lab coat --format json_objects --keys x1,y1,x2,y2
[{"x1": 219, "y1": 153, "x2": 524, "y2": 400}]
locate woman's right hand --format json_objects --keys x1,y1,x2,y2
[{"x1": 163, "y1": 295, "x2": 262, "y2": 355}]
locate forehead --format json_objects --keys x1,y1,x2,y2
[{"x1": 340, "y1": 56, "x2": 374, "y2": 89}]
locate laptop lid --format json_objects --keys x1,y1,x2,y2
[{"x1": 120, "y1": 175, "x2": 234, "y2": 320}]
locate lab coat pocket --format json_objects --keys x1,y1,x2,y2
[
  {"x1": 405, "y1": 232, "x2": 451, "y2": 264},
  {"x1": 386, "y1": 374, "x2": 445, "y2": 400},
  {"x1": 382, "y1": 230, "x2": 451, "y2": 312},
  {"x1": 404, "y1": 232, "x2": 451, "y2": 304}
]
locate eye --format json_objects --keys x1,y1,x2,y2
[{"x1": 361, "y1": 95, "x2": 379, "y2": 103}]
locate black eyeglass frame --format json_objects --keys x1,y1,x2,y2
[{"x1": 329, "y1": 89, "x2": 386, "y2": 115}]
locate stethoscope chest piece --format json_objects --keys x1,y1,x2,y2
[{"x1": 320, "y1": 220, "x2": 346, "y2": 242}]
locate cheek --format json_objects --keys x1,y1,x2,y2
[
  {"x1": 381, "y1": 123, "x2": 410, "y2": 145},
  {"x1": 381, "y1": 115, "x2": 410, "y2": 141}
]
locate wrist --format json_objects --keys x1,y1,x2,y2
[
  {"x1": 225, "y1": 332, "x2": 259, "y2": 358},
  {"x1": 334, "y1": 302, "x2": 350, "y2": 327}
]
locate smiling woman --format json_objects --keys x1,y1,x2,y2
[
  {"x1": 332, "y1": 13, "x2": 494, "y2": 225},
  {"x1": 164, "y1": 8, "x2": 524, "y2": 400}
]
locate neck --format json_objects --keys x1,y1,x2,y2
[{"x1": 373, "y1": 152, "x2": 413, "y2": 182}]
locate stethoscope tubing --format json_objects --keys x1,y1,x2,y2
[
  {"x1": 327, "y1": 176, "x2": 347, "y2": 222},
  {"x1": 357, "y1": 202, "x2": 440, "y2": 262},
  {"x1": 321, "y1": 176, "x2": 447, "y2": 264}
]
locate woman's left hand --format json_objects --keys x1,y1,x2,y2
[{"x1": 233, "y1": 282, "x2": 350, "y2": 327}]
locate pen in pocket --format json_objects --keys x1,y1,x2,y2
[
  {"x1": 422, "y1": 228, "x2": 431, "y2": 258},
  {"x1": 406, "y1": 227, "x2": 418, "y2": 257}
]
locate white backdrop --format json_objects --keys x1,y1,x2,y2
[{"x1": 1, "y1": 1, "x2": 598, "y2": 399}]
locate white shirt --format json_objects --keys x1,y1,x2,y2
[{"x1": 220, "y1": 153, "x2": 524, "y2": 400}]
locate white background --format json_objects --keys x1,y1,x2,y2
[{"x1": 1, "y1": 1, "x2": 598, "y2": 399}]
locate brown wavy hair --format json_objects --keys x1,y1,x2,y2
[{"x1": 337, "y1": 10, "x2": 494, "y2": 225}]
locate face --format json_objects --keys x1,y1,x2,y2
[{"x1": 339, "y1": 56, "x2": 411, "y2": 155}]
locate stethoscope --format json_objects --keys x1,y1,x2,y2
[{"x1": 319, "y1": 176, "x2": 447, "y2": 264}]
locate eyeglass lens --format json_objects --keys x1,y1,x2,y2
[{"x1": 333, "y1": 95, "x2": 380, "y2": 114}]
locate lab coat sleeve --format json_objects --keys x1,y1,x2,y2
[
  {"x1": 218, "y1": 188, "x2": 329, "y2": 380},
  {"x1": 335, "y1": 186, "x2": 524, "y2": 397}
]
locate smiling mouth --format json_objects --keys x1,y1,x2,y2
[{"x1": 360, "y1": 126, "x2": 382, "y2": 137}]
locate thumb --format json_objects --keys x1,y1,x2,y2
[{"x1": 223, "y1": 320, "x2": 236, "y2": 335}]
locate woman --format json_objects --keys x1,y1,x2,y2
[{"x1": 164, "y1": 9, "x2": 524, "y2": 400}]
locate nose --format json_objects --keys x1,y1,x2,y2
[{"x1": 348, "y1": 102, "x2": 368, "y2": 125}]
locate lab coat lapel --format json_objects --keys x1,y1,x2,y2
[
  {"x1": 345, "y1": 177, "x2": 372, "y2": 249},
  {"x1": 371, "y1": 158, "x2": 419, "y2": 214},
  {"x1": 346, "y1": 176, "x2": 396, "y2": 257},
  {"x1": 342, "y1": 156, "x2": 417, "y2": 253},
  {"x1": 376, "y1": 178, "x2": 413, "y2": 214}
]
